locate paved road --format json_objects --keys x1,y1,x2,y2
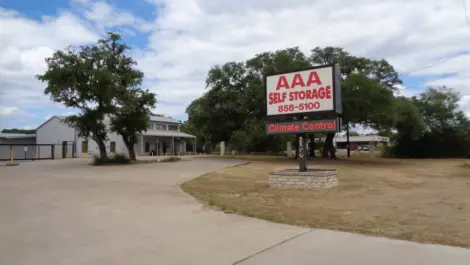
[
  {"x1": 0, "y1": 158, "x2": 306, "y2": 265},
  {"x1": 1, "y1": 158, "x2": 469, "y2": 265}
]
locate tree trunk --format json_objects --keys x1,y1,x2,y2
[
  {"x1": 322, "y1": 133, "x2": 336, "y2": 159},
  {"x1": 122, "y1": 136, "x2": 136, "y2": 161},
  {"x1": 93, "y1": 136, "x2": 108, "y2": 160},
  {"x1": 346, "y1": 122, "x2": 351, "y2": 158},
  {"x1": 309, "y1": 134, "x2": 316, "y2": 158}
]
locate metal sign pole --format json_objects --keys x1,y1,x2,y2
[{"x1": 298, "y1": 133, "x2": 308, "y2": 172}]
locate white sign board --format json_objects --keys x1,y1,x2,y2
[
  {"x1": 24, "y1": 146, "x2": 28, "y2": 152},
  {"x1": 265, "y1": 65, "x2": 341, "y2": 118}
]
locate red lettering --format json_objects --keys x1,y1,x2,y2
[
  {"x1": 289, "y1": 92, "x2": 294, "y2": 101},
  {"x1": 311, "y1": 89, "x2": 318, "y2": 99},
  {"x1": 294, "y1": 125, "x2": 299, "y2": 131},
  {"x1": 276, "y1": 76, "x2": 290, "y2": 90},
  {"x1": 306, "y1": 71, "x2": 322, "y2": 86},
  {"x1": 292, "y1": 91, "x2": 299, "y2": 100},
  {"x1": 291, "y1": 73, "x2": 305, "y2": 88},
  {"x1": 302, "y1": 122, "x2": 308, "y2": 130},
  {"x1": 298, "y1": 91, "x2": 306, "y2": 100},
  {"x1": 269, "y1": 92, "x2": 286, "y2": 105},
  {"x1": 268, "y1": 124, "x2": 275, "y2": 132},
  {"x1": 305, "y1": 90, "x2": 312, "y2": 99},
  {"x1": 325, "y1": 85, "x2": 332, "y2": 99},
  {"x1": 318, "y1": 87, "x2": 325, "y2": 99}
]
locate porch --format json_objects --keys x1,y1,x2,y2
[{"x1": 137, "y1": 130, "x2": 196, "y2": 156}]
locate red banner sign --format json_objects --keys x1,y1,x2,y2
[{"x1": 266, "y1": 119, "x2": 340, "y2": 135}]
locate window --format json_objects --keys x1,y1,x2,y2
[
  {"x1": 81, "y1": 141, "x2": 88, "y2": 153},
  {"x1": 145, "y1": 142, "x2": 150, "y2": 152},
  {"x1": 155, "y1": 123, "x2": 166, "y2": 130},
  {"x1": 147, "y1": 122, "x2": 154, "y2": 130},
  {"x1": 110, "y1": 142, "x2": 116, "y2": 153}
]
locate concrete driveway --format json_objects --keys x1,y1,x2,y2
[
  {"x1": 0, "y1": 158, "x2": 306, "y2": 265},
  {"x1": 1, "y1": 158, "x2": 469, "y2": 265}
]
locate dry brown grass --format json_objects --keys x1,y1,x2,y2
[{"x1": 182, "y1": 157, "x2": 470, "y2": 248}]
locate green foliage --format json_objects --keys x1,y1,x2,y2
[
  {"x1": 391, "y1": 87, "x2": 470, "y2": 158},
  {"x1": 110, "y1": 88, "x2": 157, "y2": 161},
  {"x1": 37, "y1": 32, "x2": 155, "y2": 161},
  {"x1": 214, "y1": 143, "x2": 221, "y2": 153},
  {"x1": 185, "y1": 46, "x2": 401, "y2": 157},
  {"x1": 92, "y1": 153, "x2": 130, "y2": 165},
  {"x1": 1, "y1": 129, "x2": 35, "y2": 134}
]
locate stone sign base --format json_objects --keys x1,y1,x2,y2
[{"x1": 269, "y1": 169, "x2": 338, "y2": 189}]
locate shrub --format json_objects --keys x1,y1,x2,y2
[
  {"x1": 214, "y1": 143, "x2": 221, "y2": 153},
  {"x1": 381, "y1": 145, "x2": 394, "y2": 158},
  {"x1": 92, "y1": 153, "x2": 131, "y2": 166},
  {"x1": 160, "y1": 156, "x2": 181, "y2": 163}
]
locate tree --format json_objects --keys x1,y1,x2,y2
[
  {"x1": 110, "y1": 89, "x2": 156, "y2": 160},
  {"x1": 392, "y1": 87, "x2": 470, "y2": 158},
  {"x1": 1, "y1": 129, "x2": 35, "y2": 134},
  {"x1": 37, "y1": 32, "x2": 150, "y2": 160},
  {"x1": 102, "y1": 33, "x2": 157, "y2": 160},
  {"x1": 186, "y1": 46, "x2": 401, "y2": 157},
  {"x1": 310, "y1": 47, "x2": 400, "y2": 158}
]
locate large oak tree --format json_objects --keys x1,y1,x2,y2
[{"x1": 37, "y1": 33, "x2": 156, "y2": 160}]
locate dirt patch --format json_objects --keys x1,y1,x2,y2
[{"x1": 182, "y1": 158, "x2": 470, "y2": 248}]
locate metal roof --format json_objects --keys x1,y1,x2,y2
[
  {"x1": 143, "y1": 130, "x2": 196, "y2": 138},
  {"x1": 0, "y1": 133, "x2": 36, "y2": 139},
  {"x1": 149, "y1": 115, "x2": 180, "y2": 124}
]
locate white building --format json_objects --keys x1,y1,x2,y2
[
  {"x1": 333, "y1": 135, "x2": 390, "y2": 149},
  {"x1": 0, "y1": 114, "x2": 196, "y2": 160}
]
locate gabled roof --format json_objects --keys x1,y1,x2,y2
[
  {"x1": 36, "y1": 115, "x2": 66, "y2": 131},
  {"x1": 143, "y1": 130, "x2": 196, "y2": 138},
  {"x1": 149, "y1": 115, "x2": 180, "y2": 124}
]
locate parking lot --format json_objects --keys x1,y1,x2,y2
[{"x1": 0, "y1": 158, "x2": 305, "y2": 265}]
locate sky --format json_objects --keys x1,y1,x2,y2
[{"x1": 1, "y1": 0, "x2": 470, "y2": 131}]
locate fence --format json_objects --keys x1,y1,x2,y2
[{"x1": 0, "y1": 144, "x2": 55, "y2": 161}]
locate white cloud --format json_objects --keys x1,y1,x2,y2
[
  {"x1": 136, "y1": 0, "x2": 470, "y2": 118},
  {"x1": 0, "y1": 8, "x2": 99, "y2": 116},
  {"x1": 43, "y1": 111, "x2": 78, "y2": 121},
  {"x1": 3, "y1": 0, "x2": 470, "y2": 128},
  {"x1": 82, "y1": 1, "x2": 153, "y2": 32},
  {"x1": 0, "y1": 107, "x2": 22, "y2": 117}
]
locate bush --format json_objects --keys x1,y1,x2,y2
[
  {"x1": 381, "y1": 145, "x2": 394, "y2": 158},
  {"x1": 160, "y1": 156, "x2": 181, "y2": 163},
  {"x1": 214, "y1": 143, "x2": 221, "y2": 153},
  {"x1": 92, "y1": 153, "x2": 131, "y2": 166}
]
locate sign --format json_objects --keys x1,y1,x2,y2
[
  {"x1": 202, "y1": 145, "x2": 206, "y2": 151},
  {"x1": 24, "y1": 146, "x2": 28, "y2": 152},
  {"x1": 265, "y1": 64, "x2": 342, "y2": 119},
  {"x1": 266, "y1": 119, "x2": 341, "y2": 135}
]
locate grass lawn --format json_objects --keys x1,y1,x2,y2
[{"x1": 182, "y1": 157, "x2": 470, "y2": 248}]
